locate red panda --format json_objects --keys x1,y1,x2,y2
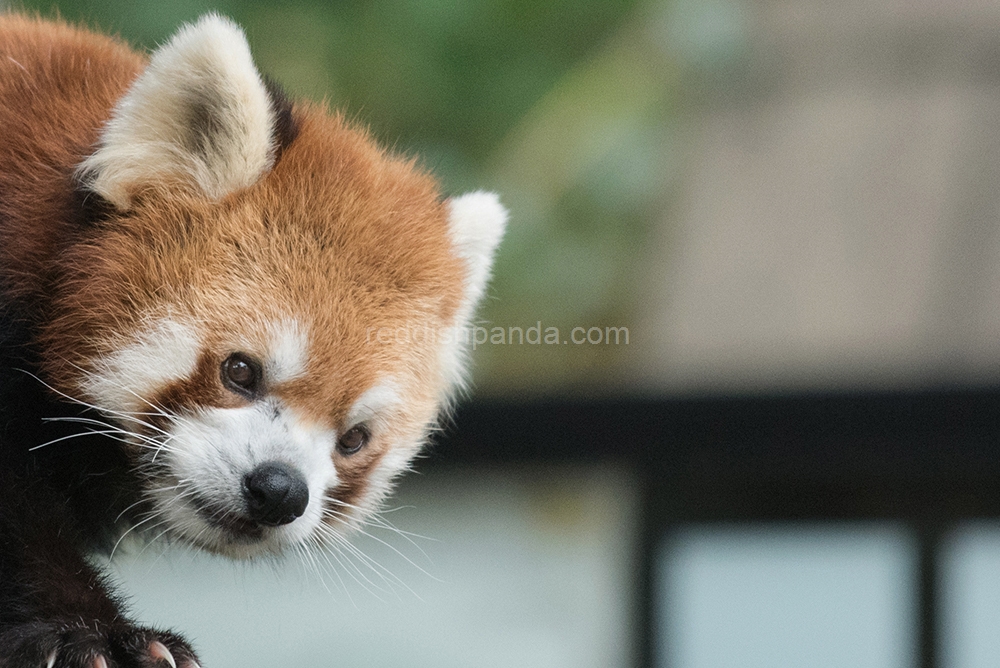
[{"x1": 0, "y1": 13, "x2": 505, "y2": 667}]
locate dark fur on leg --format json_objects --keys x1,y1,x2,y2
[{"x1": 0, "y1": 313, "x2": 200, "y2": 667}]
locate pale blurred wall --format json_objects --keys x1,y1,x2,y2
[{"x1": 636, "y1": 0, "x2": 1000, "y2": 393}]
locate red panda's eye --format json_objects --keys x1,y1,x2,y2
[
  {"x1": 221, "y1": 353, "x2": 262, "y2": 396},
  {"x1": 337, "y1": 425, "x2": 370, "y2": 455}
]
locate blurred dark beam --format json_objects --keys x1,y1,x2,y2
[{"x1": 430, "y1": 387, "x2": 1000, "y2": 519}]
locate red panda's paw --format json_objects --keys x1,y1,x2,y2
[
  {"x1": 0, "y1": 622, "x2": 201, "y2": 668},
  {"x1": 110, "y1": 627, "x2": 201, "y2": 668}
]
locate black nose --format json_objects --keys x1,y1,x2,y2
[{"x1": 243, "y1": 461, "x2": 309, "y2": 526}]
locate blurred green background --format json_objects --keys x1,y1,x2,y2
[{"x1": 13, "y1": 0, "x2": 677, "y2": 396}]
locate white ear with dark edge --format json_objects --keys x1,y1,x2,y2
[
  {"x1": 447, "y1": 191, "x2": 508, "y2": 321},
  {"x1": 77, "y1": 14, "x2": 279, "y2": 209}
]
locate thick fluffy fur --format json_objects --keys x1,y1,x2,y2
[{"x1": 0, "y1": 13, "x2": 505, "y2": 667}]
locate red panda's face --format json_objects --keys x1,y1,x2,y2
[{"x1": 38, "y1": 15, "x2": 505, "y2": 558}]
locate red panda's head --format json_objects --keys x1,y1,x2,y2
[{"x1": 41, "y1": 15, "x2": 505, "y2": 558}]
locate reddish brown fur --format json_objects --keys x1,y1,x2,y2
[
  {"x1": 0, "y1": 16, "x2": 144, "y2": 301},
  {"x1": 0, "y1": 15, "x2": 466, "y2": 515}
]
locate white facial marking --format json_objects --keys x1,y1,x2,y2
[
  {"x1": 84, "y1": 318, "x2": 199, "y2": 413},
  {"x1": 345, "y1": 380, "x2": 404, "y2": 429},
  {"x1": 359, "y1": 433, "x2": 424, "y2": 516},
  {"x1": 154, "y1": 400, "x2": 336, "y2": 558},
  {"x1": 77, "y1": 14, "x2": 278, "y2": 209},
  {"x1": 266, "y1": 319, "x2": 309, "y2": 384},
  {"x1": 149, "y1": 378, "x2": 410, "y2": 556}
]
